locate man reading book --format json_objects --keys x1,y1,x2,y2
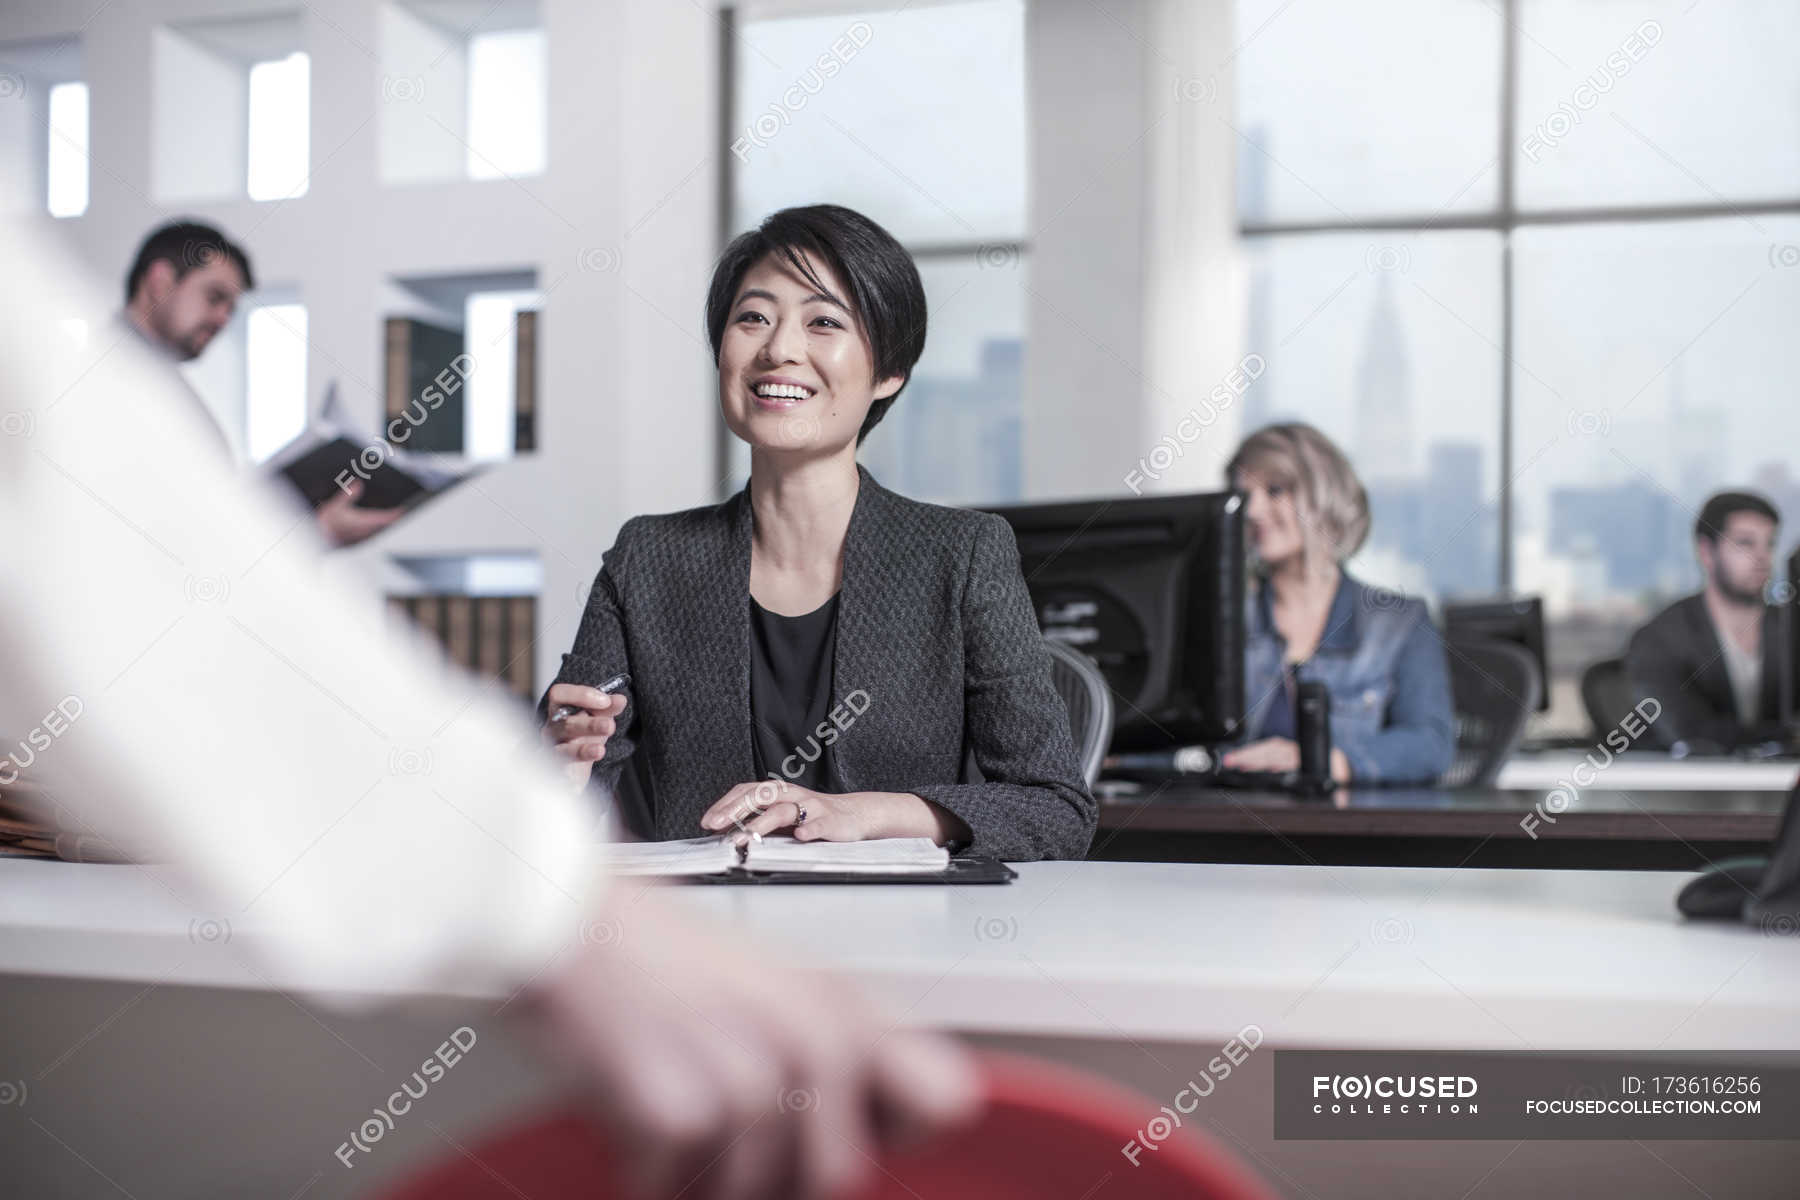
[{"x1": 120, "y1": 220, "x2": 404, "y2": 547}]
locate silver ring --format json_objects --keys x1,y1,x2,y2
[{"x1": 794, "y1": 803, "x2": 807, "y2": 825}]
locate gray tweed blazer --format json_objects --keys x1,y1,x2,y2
[{"x1": 544, "y1": 465, "x2": 1097, "y2": 860}]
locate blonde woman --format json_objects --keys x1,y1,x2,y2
[{"x1": 1221, "y1": 423, "x2": 1454, "y2": 785}]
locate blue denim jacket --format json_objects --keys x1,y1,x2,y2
[{"x1": 1241, "y1": 573, "x2": 1455, "y2": 785}]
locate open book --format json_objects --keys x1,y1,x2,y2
[
  {"x1": 265, "y1": 382, "x2": 484, "y2": 514},
  {"x1": 599, "y1": 834, "x2": 950, "y2": 878}
]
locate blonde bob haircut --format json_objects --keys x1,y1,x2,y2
[{"x1": 1226, "y1": 422, "x2": 1371, "y2": 570}]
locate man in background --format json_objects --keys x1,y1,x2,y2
[
  {"x1": 121, "y1": 220, "x2": 404, "y2": 546},
  {"x1": 1626, "y1": 491, "x2": 1788, "y2": 753}
]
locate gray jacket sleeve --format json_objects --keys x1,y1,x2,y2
[
  {"x1": 910, "y1": 515, "x2": 1099, "y2": 860},
  {"x1": 539, "y1": 528, "x2": 639, "y2": 793}
]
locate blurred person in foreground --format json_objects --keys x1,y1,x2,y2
[
  {"x1": 120, "y1": 219, "x2": 404, "y2": 547},
  {"x1": 1625, "y1": 490, "x2": 1788, "y2": 754},
  {"x1": 1221, "y1": 422, "x2": 1455, "y2": 785},
  {"x1": 0, "y1": 217, "x2": 976, "y2": 1200}
]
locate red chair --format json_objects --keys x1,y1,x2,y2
[{"x1": 377, "y1": 1051, "x2": 1280, "y2": 1199}]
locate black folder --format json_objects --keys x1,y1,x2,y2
[{"x1": 681, "y1": 856, "x2": 1017, "y2": 886}]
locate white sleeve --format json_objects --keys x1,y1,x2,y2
[{"x1": 0, "y1": 219, "x2": 606, "y2": 1003}]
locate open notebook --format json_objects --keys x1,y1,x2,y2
[{"x1": 599, "y1": 834, "x2": 950, "y2": 878}]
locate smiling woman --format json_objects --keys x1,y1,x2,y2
[
  {"x1": 539, "y1": 205, "x2": 1096, "y2": 861},
  {"x1": 708, "y1": 204, "x2": 926, "y2": 456}
]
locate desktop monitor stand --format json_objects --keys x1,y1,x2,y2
[
  {"x1": 1745, "y1": 784, "x2": 1800, "y2": 925},
  {"x1": 1678, "y1": 784, "x2": 1800, "y2": 924}
]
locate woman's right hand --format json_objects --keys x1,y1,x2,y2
[{"x1": 545, "y1": 683, "x2": 629, "y2": 788}]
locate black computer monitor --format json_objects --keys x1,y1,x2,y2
[
  {"x1": 980, "y1": 491, "x2": 1247, "y2": 750},
  {"x1": 1442, "y1": 596, "x2": 1551, "y2": 712}
]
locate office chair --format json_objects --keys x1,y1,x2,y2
[
  {"x1": 1442, "y1": 637, "x2": 1542, "y2": 787},
  {"x1": 1579, "y1": 656, "x2": 1634, "y2": 740},
  {"x1": 1044, "y1": 637, "x2": 1114, "y2": 786},
  {"x1": 376, "y1": 1051, "x2": 1281, "y2": 1200}
]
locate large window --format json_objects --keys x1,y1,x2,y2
[
  {"x1": 1240, "y1": 231, "x2": 1503, "y2": 602},
  {"x1": 1238, "y1": 0, "x2": 1800, "y2": 735},
  {"x1": 726, "y1": 0, "x2": 1026, "y2": 504}
]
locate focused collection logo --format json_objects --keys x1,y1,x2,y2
[{"x1": 1311, "y1": 1074, "x2": 1480, "y2": 1117}]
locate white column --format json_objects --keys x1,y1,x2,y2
[
  {"x1": 1136, "y1": 0, "x2": 1245, "y2": 495},
  {"x1": 1021, "y1": 0, "x2": 1152, "y2": 501},
  {"x1": 618, "y1": 0, "x2": 721, "y2": 521},
  {"x1": 1023, "y1": 0, "x2": 1243, "y2": 502}
]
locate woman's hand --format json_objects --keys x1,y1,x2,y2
[
  {"x1": 701, "y1": 781, "x2": 969, "y2": 846},
  {"x1": 544, "y1": 683, "x2": 628, "y2": 790},
  {"x1": 1222, "y1": 738, "x2": 1351, "y2": 783}
]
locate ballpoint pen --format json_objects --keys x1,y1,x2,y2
[{"x1": 550, "y1": 672, "x2": 630, "y2": 722}]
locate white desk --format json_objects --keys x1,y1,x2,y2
[
  {"x1": 5, "y1": 859, "x2": 1800, "y2": 1200},
  {"x1": 1497, "y1": 751, "x2": 1799, "y2": 793},
  {"x1": 4, "y1": 857, "x2": 1797, "y2": 1050}
]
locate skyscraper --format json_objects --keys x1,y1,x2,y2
[{"x1": 1354, "y1": 270, "x2": 1414, "y2": 484}]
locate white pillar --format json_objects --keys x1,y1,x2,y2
[
  {"x1": 1023, "y1": 0, "x2": 1243, "y2": 502},
  {"x1": 1022, "y1": 0, "x2": 1151, "y2": 501},
  {"x1": 1137, "y1": 0, "x2": 1245, "y2": 495}
]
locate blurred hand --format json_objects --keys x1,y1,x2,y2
[
  {"x1": 1222, "y1": 737, "x2": 1351, "y2": 783},
  {"x1": 544, "y1": 683, "x2": 629, "y2": 791},
  {"x1": 521, "y1": 886, "x2": 981, "y2": 1199},
  {"x1": 315, "y1": 480, "x2": 404, "y2": 547}
]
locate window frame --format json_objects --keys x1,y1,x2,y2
[
  {"x1": 715, "y1": 2, "x2": 1030, "y2": 501},
  {"x1": 1237, "y1": 0, "x2": 1800, "y2": 590}
]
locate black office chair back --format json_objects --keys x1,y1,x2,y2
[
  {"x1": 1579, "y1": 656, "x2": 1633, "y2": 740},
  {"x1": 1044, "y1": 638, "x2": 1113, "y2": 787},
  {"x1": 1443, "y1": 637, "x2": 1542, "y2": 788}
]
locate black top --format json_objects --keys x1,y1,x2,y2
[{"x1": 748, "y1": 593, "x2": 842, "y2": 793}]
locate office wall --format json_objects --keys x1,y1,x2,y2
[
  {"x1": 3, "y1": 0, "x2": 1245, "y2": 685},
  {"x1": 3, "y1": 0, "x2": 721, "y2": 694}
]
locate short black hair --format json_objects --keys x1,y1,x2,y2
[
  {"x1": 124, "y1": 221, "x2": 255, "y2": 304},
  {"x1": 705, "y1": 204, "x2": 926, "y2": 446},
  {"x1": 1695, "y1": 490, "x2": 1779, "y2": 544}
]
